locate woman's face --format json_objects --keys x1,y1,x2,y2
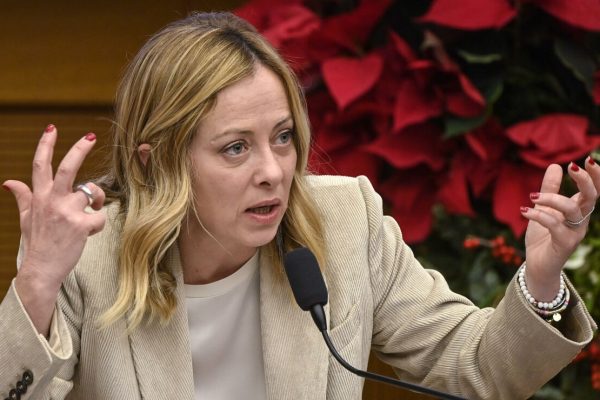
[{"x1": 188, "y1": 63, "x2": 297, "y2": 255}]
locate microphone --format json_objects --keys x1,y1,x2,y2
[{"x1": 283, "y1": 247, "x2": 467, "y2": 400}]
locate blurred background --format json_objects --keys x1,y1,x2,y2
[{"x1": 1, "y1": 0, "x2": 599, "y2": 398}]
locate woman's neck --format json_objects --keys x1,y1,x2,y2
[{"x1": 177, "y1": 222, "x2": 256, "y2": 285}]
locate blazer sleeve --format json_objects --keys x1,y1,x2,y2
[
  {"x1": 0, "y1": 272, "x2": 82, "y2": 399},
  {"x1": 358, "y1": 176, "x2": 598, "y2": 400}
]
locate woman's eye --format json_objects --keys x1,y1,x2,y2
[
  {"x1": 223, "y1": 141, "x2": 247, "y2": 156},
  {"x1": 276, "y1": 129, "x2": 294, "y2": 144}
]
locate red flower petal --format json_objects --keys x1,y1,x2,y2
[
  {"x1": 322, "y1": 53, "x2": 384, "y2": 109},
  {"x1": 465, "y1": 119, "x2": 510, "y2": 161},
  {"x1": 437, "y1": 154, "x2": 476, "y2": 216},
  {"x1": 365, "y1": 123, "x2": 446, "y2": 170},
  {"x1": 445, "y1": 73, "x2": 486, "y2": 117},
  {"x1": 493, "y1": 163, "x2": 545, "y2": 237},
  {"x1": 418, "y1": 0, "x2": 517, "y2": 30},
  {"x1": 380, "y1": 170, "x2": 436, "y2": 243},
  {"x1": 393, "y1": 79, "x2": 443, "y2": 132},
  {"x1": 519, "y1": 136, "x2": 600, "y2": 168},
  {"x1": 262, "y1": 5, "x2": 321, "y2": 47},
  {"x1": 310, "y1": 148, "x2": 382, "y2": 186},
  {"x1": 505, "y1": 114, "x2": 589, "y2": 154},
  {"x1": 317, "y1": 0, "x2": 393, "y2": 52},
  {"x1": 235, "y1": 0, "x2": 304, "y2": 31},
  {"x1": 390, "y1": 31, "x2": 417, "y2": 62},
  {"x1": 530, "y1": 0, "x2": 600, "y2": 31}
]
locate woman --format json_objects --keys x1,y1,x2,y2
[{"x1": 0, "y1": 12, "x2": 596, "y2": 400}]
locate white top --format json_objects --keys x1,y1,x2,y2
[{"x1": 184, "y1": 251, "x2": 267, "y2": 400}]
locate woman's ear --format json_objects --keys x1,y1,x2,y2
[{"x1": 137, "y1": 143, "x2": 152, "y2": 167}]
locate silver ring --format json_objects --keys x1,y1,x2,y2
[
  {"x1": 564, "y1": 205, "x2": 595, "y2": 227},
  {"x1": 76, "y1": 184, "x2": 94, "y2": 207}
]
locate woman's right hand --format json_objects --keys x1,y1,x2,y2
[{"x1": 4, "y1": 124, "x2": 106, "y2": 336}]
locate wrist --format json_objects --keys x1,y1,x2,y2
[
  {"x1": 523, "y1": 265, "x2": 562, "y2": 301},
  {"x1": 15, "y1": 269, "x2": 61, "y2": 337}
]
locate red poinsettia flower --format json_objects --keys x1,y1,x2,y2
[
  {"x1": 506, "y1": 114, "x2": 600, "y2": 168},
  {"x1": 464, "y1": 119, "x2": 512, "y2": 196},
  {"x1": 493, "y1": 163, "x2": 546, "y2": 237},
  {"x1": 235, "y1": 0, "x2": 321, "y2": 74},
  {"x1": 385, "y1": 31, "x2": 486, "y2": 134},
  {"x1": 437, "y1": 152, "x2": 476, "y2": 217},
  {"x1": 379, "y1": 167, "x2": 438, "y2": 243},
  {"x1": 418, "y1": 0, "x2": 517, "y2": 30},
  {"x1": 321, "y1": 52, "x2": 384, "y2": 110},
  {"x1": 299, "y1": 0, "x2": 392, "y2": 70},
  {"x1": 307, "y1": 91, "x2": 385, "y2": 185},
  {"x1": 529, "y1": 0, "x2": 600, "y2": 31},
  {"x1": 364, "y1": 123, "x2": 446, "y2": 171}
]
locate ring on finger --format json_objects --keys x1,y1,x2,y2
[
  {"x1": 76, "y1": 183, "x2": 94, "y2": 207},
  {"x1": 564, "y1": 205, "x2": 595, "y2": 227}
]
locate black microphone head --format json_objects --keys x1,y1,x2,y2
[{"x1": 283, "y1": 247, "x2": 328, "y2": 311}]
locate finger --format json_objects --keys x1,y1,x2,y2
[
  {"x1": 31, "y1": 124, "x2": 58, "y2": 190},
  {"x1": 521, "y1": 206, "x2": 575, "y2": 236},
  {"x1": 73, "y1": 182, "x2": 106, "y2": 211},
  {"x1": 584, "y1": 156, "x2": 600, "y2": 199},
  {"x1": 567, "y1": 162, "x2": 597, "y2": 214},
  {"x1": 53, "y1": 133, "x2": 97, "y2": 194},
  {"x1": 3, "y1": 180, "x2": 32, "y2": 216},
  {"x1": 529, "y1": 192, "x2": 582, "y2": 222},
  {"x1": 538, "y1": 164, "x2": 563, "y2": 195},
  {"x1": 85, "y1": 211, "x2": 106, "y2": 236}
]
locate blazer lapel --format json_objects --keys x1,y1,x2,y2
[
  {"x1": 128, "y1": 245, "x2": 194, "y2": 399},
  {"x1": 259, "y1": 252, "x2": 330, "y2": 400}
]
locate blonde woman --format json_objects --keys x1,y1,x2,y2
[{"x1": 0, "y1": 12, "x2": 596, "y2": 400}]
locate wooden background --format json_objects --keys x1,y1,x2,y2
[{"x1": 0, "y1": 1, "x2": 433, "y2": 399}]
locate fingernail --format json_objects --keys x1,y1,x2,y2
[
  {"x1": 529, "y1": 192, "x2": 540, "y2": 200},
  {"x1": 2, "y1": 184, "x2": 9, "y2": 192},
  {"x1": 570, "y1": 162, "x2": 580, "y2": 172},
  {"x1": 520, "y1": 206, "x2": 529, "y2": 213},
  {"x1": 589, "y1": 157, "x2": 596, "y2": 166},
  {"x1": 85, "y1": 133, "x2": 96, "y2": 141},
  {"x1": 44, "y1": 124, "x2": 55, "y2": 133}
]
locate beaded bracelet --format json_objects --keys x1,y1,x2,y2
[{"x1": 517, "y1": 263, "x2": 570, "y2": 323}]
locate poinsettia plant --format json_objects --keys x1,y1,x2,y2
[{"x1": 236, "y1": 0, "x2": 600, "y2": 397}]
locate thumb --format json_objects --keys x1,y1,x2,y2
[
  {"x1": 3, "y1": 180, "x2": 32, "y2": 214},
  {"x1": 539, "y1": 164, "x2": 563, "y2": 195}
]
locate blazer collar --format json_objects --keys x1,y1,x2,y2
[
  {"x1": 127, "y1": 244, "x2": 195, "y2": 399},
  {"x1": 127, "y1": 246, "x2": 330, "y2": 400},
  {"x1": 259, "y1": 251, "x2": 330, "y2": 400}
]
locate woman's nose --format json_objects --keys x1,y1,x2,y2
[{"x1": 254, "y1": 148, "x2": 284, "y2": 187}]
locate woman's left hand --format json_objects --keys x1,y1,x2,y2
[{"x1": 521, "y1": 159, "x2": 600, "y2": 301}]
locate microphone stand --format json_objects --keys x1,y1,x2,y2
[{"x1": 313, "y1": 306, "x2": 467, "y2": 400}]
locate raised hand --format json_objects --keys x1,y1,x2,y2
[
  {"x1": 521, "y1": 159, "x2": 600, "y2": 301},
  {"x1": 4, "y1": 124, "x2": 106, "y2": 336}
]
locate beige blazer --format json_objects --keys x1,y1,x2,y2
[{"x1": 0, "y1": 175, "x2": 596, "y2": 400}]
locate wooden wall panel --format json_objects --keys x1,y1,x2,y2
[{"x1": 0, "y1": 2, "x2": 432, "y2": 399}]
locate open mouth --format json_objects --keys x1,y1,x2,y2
[{"x1": 247, "y1": 205, "x2": 274, "y2": 214}]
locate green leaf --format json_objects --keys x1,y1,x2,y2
[
  {"x1": 444, "y1": 113, "x2": 487, "y2": 138},
  {"x1": 443, "y1": 79, "x2": 504, "y2": 138},
  {"x1": 456, "y1": 49, "x2": 503, "y2": 64},
  {"x1": 554, "y1": 38, "x2": 595, "y2": 92}
]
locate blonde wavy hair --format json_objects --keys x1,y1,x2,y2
[{"x1": 98, "y1": 12, "x2": 326, "y2": 330}]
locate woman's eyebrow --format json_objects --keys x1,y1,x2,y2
[{"x1": 213, "y1": 115, "x2": 294, "y2": 141}]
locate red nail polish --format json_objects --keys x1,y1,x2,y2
[
  {"x1": 520, "y1": 206, "x2": 529, "y2": 213},
  {"x1": 570, "y1": 162, "x2": 580, "y2": 172},
  {"x1": 85, "y1": 133, "x2": 96, "y2": 141},
  {"x1": 2, "y1": 184, "x2": 10, "y2": 192},
  {"x1": 44, "y1": 124, "x2": 55, "y2": 133},
  {"x1": 530, "y1": 192, "x2": 540, "y2": 200},
  {"x1": 589, "y1": 157, "x2": 596, "y2": 166}
]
